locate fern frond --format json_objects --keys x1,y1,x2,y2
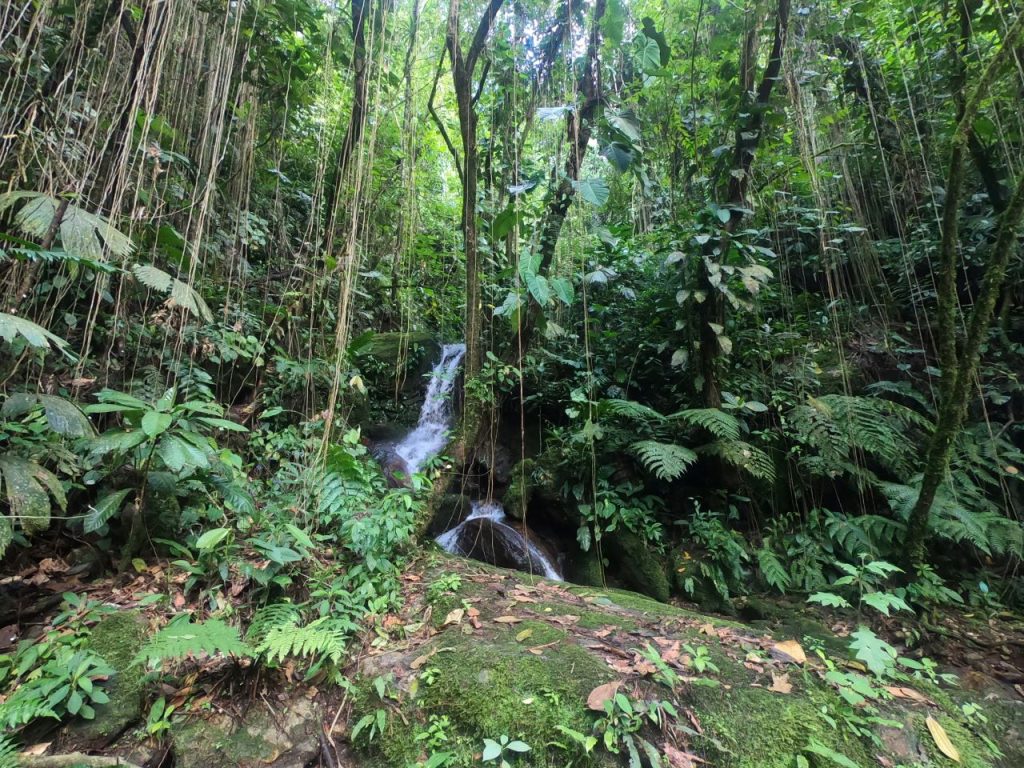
[
  {"x1": 671, "y1": 408, "x2": 741, "y2": 441},
  {"x1": 245, "y1": 602, "x2": 302, "y2": 645},
  {"x1": 0, "y1": 312, "x2": 70, "y2": 354},
  {"x1": 133, "y1": 617, "x2": 252, "y2": 667},
  {"x1": 0, "y1": 191, "x2": 133, "y2": 261},
  {"x1": 756, "y1": 545, "x2": 791, "y2": 593},
  {"x1": 698, "y1": 440, "x2": 776, "y2": 482},
  {"x1": 600, "y1": 399, "x2": 666, "y2": 424},
  {"x1": 629, "y1": 440, "x2": 697, "y2": 481},
  {"x1": 255, "y1": 616, "x2": 357, "y2": 665}
]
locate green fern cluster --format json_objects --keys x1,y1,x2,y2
[
  {"x1": 254, "y1": 616, "x2": 358, "y2": 666},
  {"x1": 786, "y1": 394, "x2": 924, "y2": 484},
  {"x1": 132, "y1": 617, "x2": 252, "y2": 667}
]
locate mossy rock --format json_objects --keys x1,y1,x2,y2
[
  {"x1": 172, "y1": 696, "x2": 320, "y2": 768},
  {"x1": 605, "y1": 530, "x2": 671, "y2": 603},
  {"x1": 72, "y1": 611, "x2": 147, "y2": 742},
  {"x1": 501, "y1": 458, "x2": 535, "y2": 520},
  {"x1": 346, "y1": 554, "x2": 1003, "y2": 768}
]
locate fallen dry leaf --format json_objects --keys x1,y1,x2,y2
[
  {"x1": 886, "y1": 686, "x2": 928, "y2": 703},
  {"x1": 593, "y1": 627, "x2": 614, "y2": 638},
  {"x1": 770, "y1": 640, "x2": 806, "y2": 665},
  {"x1": 769, "y1": 672, "x2": 792, "y2": 694},
  {"x1": 926, "y1": 716, "x2": 960, "y2": 763},
  {"x1": 20, "y1": 743, "x2": 50, "y2": 757},
  {"x1": 494, "y1": 615, "x2": 523, "y2": 624},
  {"x1": 410, "y1": 650, "x2": 437, "y2": 670},
  {"x1": 699, "y1": 623, "x2": 715, "y2": 635},
  {"x1": 516, "y1": 628, "x2": 534, "y2": 642},
  {"x1": 587, "y1": 680, "x2": 622, "y2": 711},
  {"x1": 443, "y1": 608, "x2": 464, "y2": 626}
]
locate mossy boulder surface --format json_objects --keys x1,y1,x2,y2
[
  {"x1": 72, "y1": 610, "x2": 147, "y2": 742},
  {"x1": 346, "y1": 554, "x2": 1007, "y2": 768}
]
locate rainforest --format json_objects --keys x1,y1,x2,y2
[{"x1": 1, "y1": 1, "x2": 1023, "y2": 766}]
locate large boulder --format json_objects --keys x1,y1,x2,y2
[{"x1": 346, "y1": 554, "x2": 1009, "y2": 768}]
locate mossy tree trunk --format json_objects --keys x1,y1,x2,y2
[{"x1": 904, "y1": 11, "x2": 1024, "y2": 566}]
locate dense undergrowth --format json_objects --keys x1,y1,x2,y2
[{"x1": 1, "y1": 0, "x2": 1023, "y2": 765}]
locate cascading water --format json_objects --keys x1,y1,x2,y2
[
  {"x1": 436, "y1": 500, "x2": 563, "y2": 581},
  {"x1": 394, "y1": 343, "x2": 562, "y2": 581},
  {"x1": 394, "y1": 343, "x2": 465, "y2": 474}
]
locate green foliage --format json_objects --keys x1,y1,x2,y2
[
  {"x1": 255, "y1": 615, "x2": 356, "y2": 666},
  {"x1": 0, "y1": 646, "x2": 113, "y2": 729},
  {"x1": 132, "y1": 617, "x2": 252, "y2": 668},
  {"x1": 482, "y1": 734, "x2": 531, "y2": 767},
  {"x1": 0, "y1": 312, "x2": 70, "y2": 354},
  {"x1": 629, "y1": 439, "x2": 697, "y2": 481}
]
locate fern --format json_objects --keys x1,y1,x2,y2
[
  {"x1": 756, "y1": 544, "x2": 792, "y2": 593},
  {"x1": 629, "y1": 440, "x2": 697, "y2": 481},
  {"x1": 671, "y1": 408, "x2": 741, "y2": 441},
  {"x1": 599, "y1": 399, "x2": 665, "y2": 424},
  {"x1": 255, "y1": 616, "x2": 358, "y2": 665},
  {"x1": 698, "y1": 440, "x2": 776, "y2": 482},
  {"x1": 132, "y1": 617, "x2": 252, "y2": 667},
  {"x1": 0, "y1": 734, "x2": 18, "y2": 768},
  {"x1": 245, "y1": 602, "x2": 302, "y2": 645},
  {"x1": 133, "y1": 264, "x2": 214, "y2": 322},
  {"x1": 882, "y1": 480, "x2": 1024, "y2": 557}
]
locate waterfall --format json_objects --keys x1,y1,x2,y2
[
  {"x1": 436, "y1": 500, "x2": 563, "y2": 581},
  {"x1": 395, "y1": 343, "x2": 562, "y2": 581},
  {"x1": 394, "y1": 343, "x2": 466, "y2": 474}
]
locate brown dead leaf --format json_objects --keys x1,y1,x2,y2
[
  {"x1": 769, "y1": 672, "x2": 792, "y2": 694},
  {"x1": 926, "y1": 716, "x2": 960, "y2": 763},
  {"x1": 527, "y1": 641, "x2": 558, "y2": 655},
  {"x1": 20, "y1": 743, "x2": 51, "y2": 757},
  {"x1": 172, "y1": 593, "x2": 186, "y2": 609},
  {"x1": 494, "y1": 615, "x2": 522, "y2": 624},
  {"x1": 886, "y1": 686, "x2": 928, "y2": 703},
  {"x1": 770, "y1": 639, "x2": 806, "y2": 665},
  {"x1": 548, "y1": 614, "x2": 581, "y2": 626},
  {"x1": 443, "y1": 608, "x2": 465, "y2": 626},
  {"x1": 410, "y1": 650, "x2": 437, "y2": 670},
  {"x1": 593, "y1": 627, "x2": 614, "y2": 638},
  {"x1": 699, "y1": 623, "x2": 715, "y2": 635},
  {"x1": 587, "y1": 681, "x2": 622, "y2": 711}
]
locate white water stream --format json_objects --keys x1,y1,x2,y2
[
  {"x1": 394, "y1": 343, "x2": 562, "y2": 580},
  {"x1": 394, "y1": 343, "x2": 465, "y2": 474}
]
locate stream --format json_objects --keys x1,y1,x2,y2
[{"x1": 392, "y1": 344, "x2": 563, "y2": 581}]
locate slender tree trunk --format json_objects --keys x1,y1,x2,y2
[
  {"x1": 697, "y1": 0, "x2": 790, "y2": 407},
  {"x1": 323, "y1": 0, "x2": 370, "y2": 246}
]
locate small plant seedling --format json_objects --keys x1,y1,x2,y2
[{"x1": 482, "y1": 735, "x2": 530, "y2": 767}]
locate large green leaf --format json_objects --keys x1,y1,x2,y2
[
  {"x1": 1, "y1": 394, "x2": 93, "y2": 436},
  {"x1": 83, "y1": 489, "x2": 133, "y2": 534},
  {"x1": 142, "y1": 410, "x2": 173, "y2": 439},
  {"x1": 0, "y1": 455, "x2": 66, "y2": 534},
  {"x1": 0, "y1": 312, "x2": 70, "y2": 353},
  {"x1": 132, "y1": 264, "x2": 214, "y2": 322},
  {"x1": 573, "y1": 179, "x2": 609, "y2": 207}
]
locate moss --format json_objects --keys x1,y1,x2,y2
[
  {"x1": 605, "y1": 531, "x2": 671, "y2": 603},
  {"x1": 355, "y1": 625, "x2": 614, "y2": 767},
  {"x1": 566, "y1": 547, "x2": 605, "y2": 587},
  {"x1": 690, "y1": 682, "x2": 876, "y2": 768},
  {"x1": 74, "y1": 611, "x2": 147, "y2": 741},
  {"x1": 911, "y1": 711, "x2": 996, "y2": 768},
  {"x1": 502, "y1": 459, "x2": 535, "y2": 520}
]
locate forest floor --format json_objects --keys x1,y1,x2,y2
[{"x1": 3, "y1": 551, "x2": 1023, "y2": 768}]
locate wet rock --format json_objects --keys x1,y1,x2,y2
[
  {"x1": 173, "y1": 696, "x2": 321, "y2": 768},
  {"x1": 428, "y1": 493, "x2": 473, "y2": 536},
  {"x1": 605, "y1": 530, "x2": 671, "y2": 603}
]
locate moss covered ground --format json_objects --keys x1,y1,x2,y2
[{"x1": 343, "y1": 553, "x2": 1011, "y2": 768}]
